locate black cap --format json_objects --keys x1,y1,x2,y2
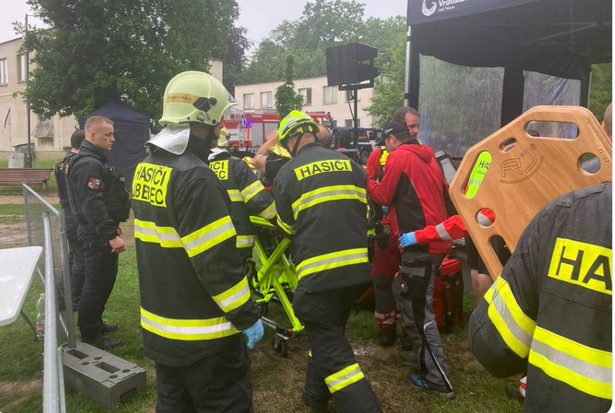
[{"x1": 375, "y1": 119, "x2": 409, "y2": 145}]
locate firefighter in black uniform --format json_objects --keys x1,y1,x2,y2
[
  {"x1": 54, "y1": 129, "x2": 85, "y2": 308},
  {"x1": 132, "y1": 71, "x2": 263, "y2": 412},
  {"x1": 469, "y1": 183, "x2": 612, "y2": 412},
  {"x1": 208, "y1": 128, "x2": 276, "y2": 261},
  {"x1": 68, "y1": 116, "x2": 131, "y2": 350},
  {"x1": 274, "y1": 110, "x2": 382, "y2": 413}
]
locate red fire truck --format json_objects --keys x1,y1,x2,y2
[{"x1": 223, "y1": 110, "x2": 333, "y2": 149}]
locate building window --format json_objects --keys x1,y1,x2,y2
[
  {"x1": 299, "y1": 88, "x2": 312, "y2": 105},
  {"x1": 17, "y1": 54, "x2": 27, "y2": 83},
  {"x1": 0, "y1": 59, "x2": 7, "y2": 85},
  {"x1": 345, "y1": 119, "x2": 353, "y2": 128},
  {"x1": 260, "y1": 91, "x2": 273, "y2": 108},
  {"x1": 243, "y1": 93, "x2": 253, "y2": 110},
  {"x1": 323, "y1": 86, "x2": 337, "y2": 105}
]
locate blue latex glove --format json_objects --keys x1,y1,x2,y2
[
  {"x1": 244, "y1": 319, "x2": 264, "y2": 350},
  {"x1": 399, "y1": 232, "x2": 417, "y2": 248},
  {"x1": 381, "y1": 206, "x2": 389, "y2": 216}
]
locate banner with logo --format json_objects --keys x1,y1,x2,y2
[{"x1": 407, "y1": 0, "x2": 536, "y2": 25}]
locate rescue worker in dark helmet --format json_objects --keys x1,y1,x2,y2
[
  {"x1": 208, "y1": 127, "x2": 276, "y2": 261},
  {"x1": 131, "y1": 71, "x2": 263, "y2": 412},
  {"x1": 274, "y1": 110, "x2": 382, "y2": 413},
  {"x1": 55, "y1": 129, "x2": 86, "y2": 308},
  {"x1": 68, "y1": 116, "x2": 130, "y2": 350},
  {"x1": 469, "y1": 183, "x2": 612, "y2": 412}
]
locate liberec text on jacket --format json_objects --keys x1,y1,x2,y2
[{"x1": 133, "y1": 163, "x2": 172, "y2": 208}]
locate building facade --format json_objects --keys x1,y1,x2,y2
[
  {"x1": 234, "y1": 76, "x2": 377, "y2": 129},
  {"x1": 0, "y1": 37, "x2": 79, "y2": 161}
]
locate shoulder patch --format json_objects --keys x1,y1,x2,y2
[{"x1": 88, "y1": 177, "x2": 101, "y2": 190}]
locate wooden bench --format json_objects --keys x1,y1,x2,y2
[{"x1": 0, "y1": 168, "x2": 53, "y2": 190}]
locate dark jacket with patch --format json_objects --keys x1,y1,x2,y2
[
  {"x1": 469, "y1": 183, "x2": 612, "y2": 413},
  {"x1": 132, "y1": 138, "x2": 260, "y2": 367},
  {"x1": 68, "y1": 141, "x2": 119, "y2": 245}
]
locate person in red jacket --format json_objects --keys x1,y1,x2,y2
[
  {"x1": 368, "y1": 117, "x2": 456, "y2": 399},
  {"x1": 366, "y1": 146, "x2": 403, "y2": 346}
]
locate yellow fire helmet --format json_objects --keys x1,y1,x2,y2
[
  {"x1": 278, "y1": 110, "x2": 319, "y2": 142},
  {"x1": 159, "y1": 71, "x2": 237, "y2": 127}
]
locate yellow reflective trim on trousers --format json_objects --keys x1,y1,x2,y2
[
  {"x1": 325, "y1": 363, "x2": 365, "y2": 393},
  {"x1": 134, "y1": 219, "x2": 183, "y2": 248},
  {"x1": 484, "y1": 276, "x2": 536, "y2": 358},
  {"x1": 140, "y1": 307, "x2": 239, "y2": 341},
  {"x1": 236, "y1": 235, "x2": 256, "y2": 249},
  {"x1": 227, "y1": 189, "x2": 242, "y2": 202},
  {"x1": 291, "y1": 185, "x2": 367, "y2": 220},
  {"x1": 296, "y1": 248, "x2": 368, "y2": 281},
  {"x1": 181, "y1": 216, "x2": 236, "y2": 258},
  {"x1": 259, "y1": 201, "x2": 277, "y2": 220},
  {"x1": 530, "y1": 326, "x2": 612, "y2": 399},
  {"x1": 277, "y1": 215, "x2": 296, "y2": 236},
  {"x1": 211, "y1": 276, "x2": 251, "y2": 313},
  {"x1": 241, "y1": 180, "x2": 265, "y2": 202}
]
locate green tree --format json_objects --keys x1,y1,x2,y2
[
  {"x1": 275, "y1": 55, "x2": 304, "y2": 119},
  {"x1": 364, "y1": 18, "x2": 407, "y2": 127},
  {"x1": 20, "y1": 0, "x2": 241, "y2": 121},
  {"x1": 238, "y1": 0, "x2": 366, "y2": 84},
  {"x1": 589, "y1": 63, "x2": 612, "y2": 122}
]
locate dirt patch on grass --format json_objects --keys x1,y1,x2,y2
[
  {"x1": 0, "y1": 223, "x2": 28, "y2": 248},
  {"x1": 0, "y1": 379, "x2": 43, "y2": 410}
]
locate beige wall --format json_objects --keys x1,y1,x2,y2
[
  {"x1": 0, "y1": 37, "x2": 78, "y2": 160},
  {"x1": 234, "y1": 76, "x2": 377, "y2": 128}
]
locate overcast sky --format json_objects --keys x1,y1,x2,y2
[{"x1": 1, "y1": 0, "x2": 407, "y2": 48}]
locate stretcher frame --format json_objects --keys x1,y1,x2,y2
[
  {"x1": 247, "y1": 216, "x2": 304, "y2": 355},
  {"x1": 449, "y1": 105, "x2": 612, "y2": 279}
]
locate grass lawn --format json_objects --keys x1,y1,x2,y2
[{"x1": 0, "y1": 209, "x2": 524, "y2": 412}]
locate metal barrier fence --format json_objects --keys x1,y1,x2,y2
[
  {"x1": 42, "y1": 211, "x2": 67, "y2": 412},
  {"x1": 23, "y1": 183, "x2": 75, "y2": 412}
]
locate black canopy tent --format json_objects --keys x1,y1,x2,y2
[
  {"x1": 79, "y1": 98, "x2": 151, "y2": 189},
  {"x1": 405, "y1": 0, "x2": 612, "y2": 126}
]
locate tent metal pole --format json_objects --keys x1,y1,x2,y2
[
  {"x1": 405, "y1": 25, "x2": 420, "y2": 109},
  {"x1": 501, "y1": 66, "x2": 525, "y2": 127},
  {"x1": 580, "y1": 69, "x2": 592, "y2": 108}
]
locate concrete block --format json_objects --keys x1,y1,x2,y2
[{"x1": 62, "y1": 341, "x2": 147, "y2": 408}]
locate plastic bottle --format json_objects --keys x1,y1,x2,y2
[{"x1": 36, "y1": 293, "x2": 45, "y2": 338}]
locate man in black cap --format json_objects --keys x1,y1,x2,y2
[{"x1": 368, "y1": 116, "x2": 456, "y2": 399}]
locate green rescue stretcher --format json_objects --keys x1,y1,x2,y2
[{"x1": 247, "y1": 216, "x2": 304, "y2": 356}]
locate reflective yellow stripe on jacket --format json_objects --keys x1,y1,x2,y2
[
  {"x1": 236, "y1": 235, "x2": 257, "y2": 249},
  {"x1": 135, "y1": 216, "x2": 236, "y2": 258},
  {"x1": 140, "y1": 307, "x2": 239, "y2": 341},
  {"x1": 241, "y1": 180, "x2": 265, "y2": 202},
  {"x1": 277, "y1": 215, "x2": 296, "y2": 236},
  {"x1": 291, "y1": 185, "x2": 367, "y2": 221},
  {"x1": 259, "y1": 201, "x2": 277, "y2": 220},
  {"x1": 484, "y1": 276, "x2": 536, "y2": 358},
  {"x1": 134, "y1": 219, "x2": 183, "y2": 248},
  {"x1": 227, "y1": 189, "x2": 243, "y2": 202},
  {"x1": 296, "y1": 248, "x2": 368, "y2": 281},
  {"x1": 211, "y1": 276, "x2": 251, "y2": 313},
  {"x1": 325, "y1": 363, "x2": 365, "y2": 393},
  {"x1": 529, "y1": 326, "x2": 612, "y2": 399}
]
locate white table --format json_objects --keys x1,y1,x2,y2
[{"x1": 0, "y1": 246, "x2": 43, "y2": 327}]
